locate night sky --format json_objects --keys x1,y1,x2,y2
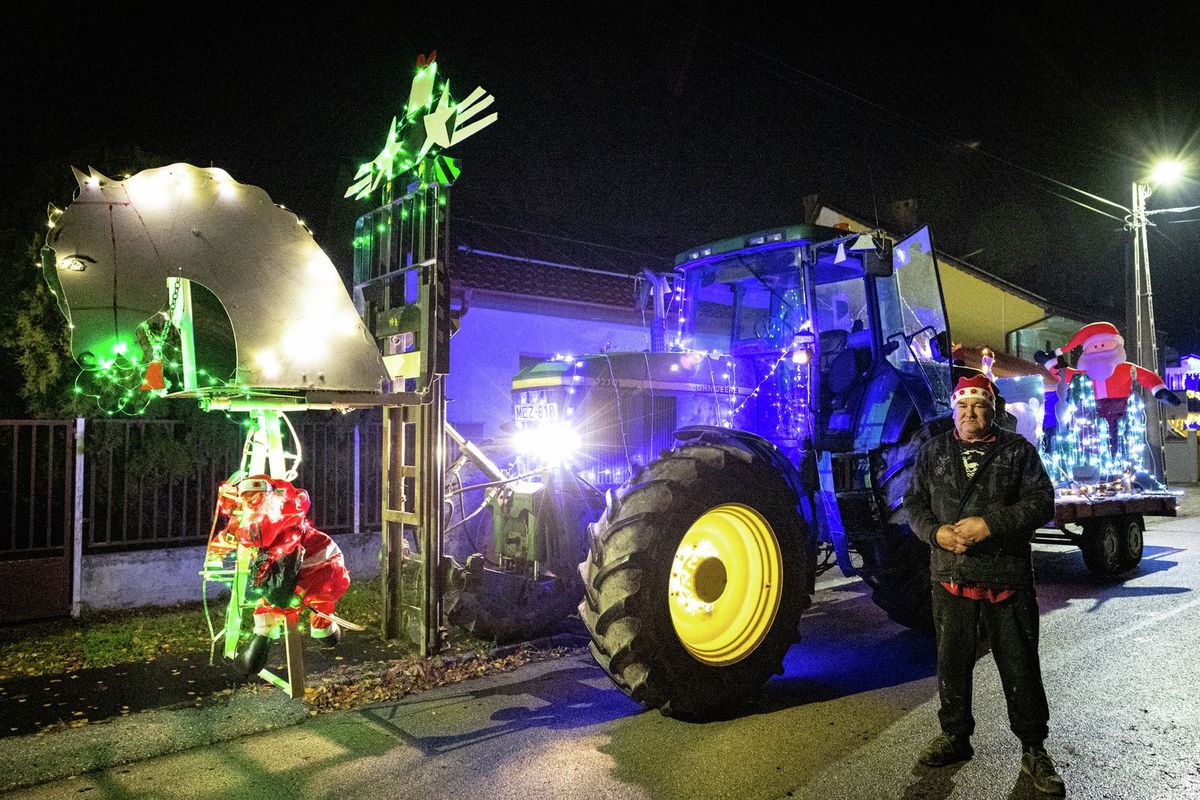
[{"x1": 4, "y1": 5, "x2": 1200, "y2": 353}]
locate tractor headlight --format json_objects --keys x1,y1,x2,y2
[{"x1": 513, "y1": 421, "x2": 582, "y2": 467}]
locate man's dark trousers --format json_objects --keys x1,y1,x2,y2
[{"x1": 933, "y1": 583, "x2": 1050, "y2": 746}]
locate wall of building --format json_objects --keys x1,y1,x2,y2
[
  {"x1": 939, "y1": 264, "x2": 1047, "y2": 350},
  {"x1": 1165, "y1": 437, "x2": 1199, "y2": 483},
  {"x1": 445, "y1": 295, "x2": 654, "y2": 438},
  {"x1": 78, "y1": 532, "x2": 382, "y2": 612}
]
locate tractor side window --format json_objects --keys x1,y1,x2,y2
[
  {"x1": 686, "y1": 273, "x2": 735, "y2": 352},
  {"x1": 876, "y1": 277, "x2": 911, "y2": 367},
  {"x1": 733, "y1": 271, "x2": 805, "y2": 350},
  {"x1": 685, "y1": 248, "x2": 806, "y2": 354}
]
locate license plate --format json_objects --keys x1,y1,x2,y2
[{"x1": 515, "y1": 403, "x2": 558, "y2": 421}]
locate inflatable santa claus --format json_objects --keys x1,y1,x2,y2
[
  {"x1": 1036, "y1": 321, "x2": 1181, "y2": 452},
  {"x1": 208, "y1": 474, "x2": 351, "y2": 674}
]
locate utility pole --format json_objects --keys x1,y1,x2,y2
[{"x1": 1125, "y1": 157, "x2": 1194, "y2": 481}]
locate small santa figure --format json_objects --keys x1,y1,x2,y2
[
  {"x1": 208, "y1": 474, "x2": 351, "y2": 674},
  {"x1": 1037, "y1": 322, "x2": 1181, "y2": 452},
  {"x1": 980, "y1": 346, "x2": 997, "y2": 382}
]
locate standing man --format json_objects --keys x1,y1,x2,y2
[{"x1": 904, "y1": 375, "x2": 1065, "y2": 796}]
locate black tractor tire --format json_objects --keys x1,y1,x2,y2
[
  {"x1": 1118, "y1": 514, "x2": 1144, "y2": 571},
  {"x1": 444, "y1": 469, "x2": 598, "y2": 644},
  {"x1": 862, "y1": 419, "x2": 948, "y2": 631},
  {"x1": 446, "y1": 556, "x2": 585, "y2": 644},
  {"x1": 580, "y1": 441, "x2": 815, "y2": 718},
  {"x1": 1081, "y1": 518, "x2": 1123, "y2": 577}
]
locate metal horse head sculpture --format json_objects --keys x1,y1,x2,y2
[{"x1": 44, "y1": 163, "x2": 387, "y2": 411}]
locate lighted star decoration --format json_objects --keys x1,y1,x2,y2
[{"x1": 345, "y1": 53, "x2": 498, "y2": 200}]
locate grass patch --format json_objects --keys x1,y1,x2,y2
[{"x1": 0, "y1": 580, "x2": 385, "y2": 680}]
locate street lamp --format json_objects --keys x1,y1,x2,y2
[{"x1": 1127, "y1": 158, "x2": 1187, "y2": 480}]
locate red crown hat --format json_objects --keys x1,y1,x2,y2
[
  {"x1": 951, "y1": 374, "x2": 996, "y2": 407},
  {"x1": 1056, "y1": 321, "x2": 1123, "y2": 357}
]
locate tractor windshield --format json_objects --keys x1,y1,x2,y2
[{"x1": 682, "y1": 245, "x2": 807, "y2": 354}]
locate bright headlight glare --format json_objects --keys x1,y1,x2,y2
[{"x1": 513, "y1": 422, "x2": 581, "y2": 465}]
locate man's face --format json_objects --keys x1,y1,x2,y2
[{"x1": 955, "y1": 398, "x2": 995, "y2": 441}]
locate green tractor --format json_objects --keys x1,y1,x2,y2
[{"x1": 508, "y1": 224, "x2": 956, "y2": 716}]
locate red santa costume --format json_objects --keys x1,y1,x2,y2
[
  {"x1": 209, "y1": 475, "x2": 350, "y2": 671},
  {"x1": 1041, "y1": 322, "x2": 1179, "y2": 451}
]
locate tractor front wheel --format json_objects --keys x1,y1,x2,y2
[
  {"x1": 580, "y1": 441, "x2": 814, "y2": 718},
  {"x1": 860, "y1": 419, "x2": 949, "y2": 631}
]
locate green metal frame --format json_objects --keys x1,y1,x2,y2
[
  {"x1": 199, "y1": 408, "x2": 306, "y2": 698},
  {"x1": 374, "y1": 182, "x2": 449, "y2": 656}
]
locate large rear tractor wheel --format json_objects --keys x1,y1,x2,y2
[
  {"x1": 861, "y1": 419, "x2": 949, "y2": 631},
  {"x1": 580, "y1": 441, "x2": 815, "y2": 718}
]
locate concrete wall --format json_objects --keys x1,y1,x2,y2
[
  {"x1": 1165, "y1": 437, "x2": 1199, "y2": 484},
  {"x1": 79, "y1": 531, "x2": 383, "y2": 612}
]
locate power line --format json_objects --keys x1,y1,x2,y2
[
  {"x1": 682, "y1": 19, "x2": 1134, "y2": 221},
  {"x1": 454, "y1": 216, "x2": 670, "y2": 261}
]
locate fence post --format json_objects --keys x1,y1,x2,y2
[
  {"x1": 71, "y1": 417, "x2": 85, "y2": 618},
  {"x1": 353, "y1": 423, "x2": 361, "y2": 535}
]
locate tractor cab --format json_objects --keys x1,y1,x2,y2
[{"x1": 675, "y1": 224, "x2": 952, "y2": 453}]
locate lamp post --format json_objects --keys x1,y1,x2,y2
[{"x1": 1126, "y1": 160, "x2": 1186, "y2": 480}]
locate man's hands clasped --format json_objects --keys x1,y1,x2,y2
[{"x1": 934, "y1": 516, "x2": 992, "y2": 553}]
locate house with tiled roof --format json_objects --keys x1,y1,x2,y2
[{"x1": 445, "y1": 216, "x2": 668, "y2": 437}]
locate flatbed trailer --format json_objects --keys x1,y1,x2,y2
[{"x1": 1033, "y1": 492, "x2": 1177, "y2": 577}]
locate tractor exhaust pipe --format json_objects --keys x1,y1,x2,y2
[{"x1": 642, "y1": 269, "x2": 670, "y2": 352}]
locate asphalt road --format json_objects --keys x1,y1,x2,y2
[{"x1": 7, "y1": 513, "x2": 1199, "y2": 800}]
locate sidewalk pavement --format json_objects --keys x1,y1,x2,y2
[{"x1": 0, "y1": 614, "x2": 586, "y2": 795}]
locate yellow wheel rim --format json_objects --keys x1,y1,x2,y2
[{"x1": 668, "y1": 503, "x2": 783, "y2": 666}]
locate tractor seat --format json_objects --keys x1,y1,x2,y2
[
  {"x1": 827, "y1": 330, "x2": 873, "y2": 401},
  {"x1": 818, "y1": 330, "x2": 848, "y2": 371}
]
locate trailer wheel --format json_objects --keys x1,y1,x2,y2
[
  {"x1": 1081, "y1": 518, "x2": 1123, "y2": 577},
  {"x1": 861, "y1": 418, "x2": 948, "y2": 631},
  {"x1": 580, "y1": 442, "x2": 814, "y2": 718},
  {"x1": 1118, "y1": 514, "x2": 1144, "y2": 571}
]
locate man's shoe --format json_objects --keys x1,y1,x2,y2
[
  {"x1": 234, "y1": 634, "x2": 272, "y2": 674},
  {"x1": 917, "y1": 733, "x2": 974, "y2": 767},
  {"x1": 1021, "y1": 748, "x2": 1066, "y2": 796}
]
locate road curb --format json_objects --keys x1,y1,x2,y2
[{"x1": 0, "y1": 687, "x2": 308, "y2": 793}]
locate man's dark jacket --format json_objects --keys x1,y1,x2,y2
[{"x1": 904, "y1": 426, "x2": 1055, "y2": 588}]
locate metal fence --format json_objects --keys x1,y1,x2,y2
[
  {"x1": 0, "y1": 421, "x2": 75, "y2": 559},
  {"x1": 0, "y1": 413, "x2": 386, "y2": 557}
]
